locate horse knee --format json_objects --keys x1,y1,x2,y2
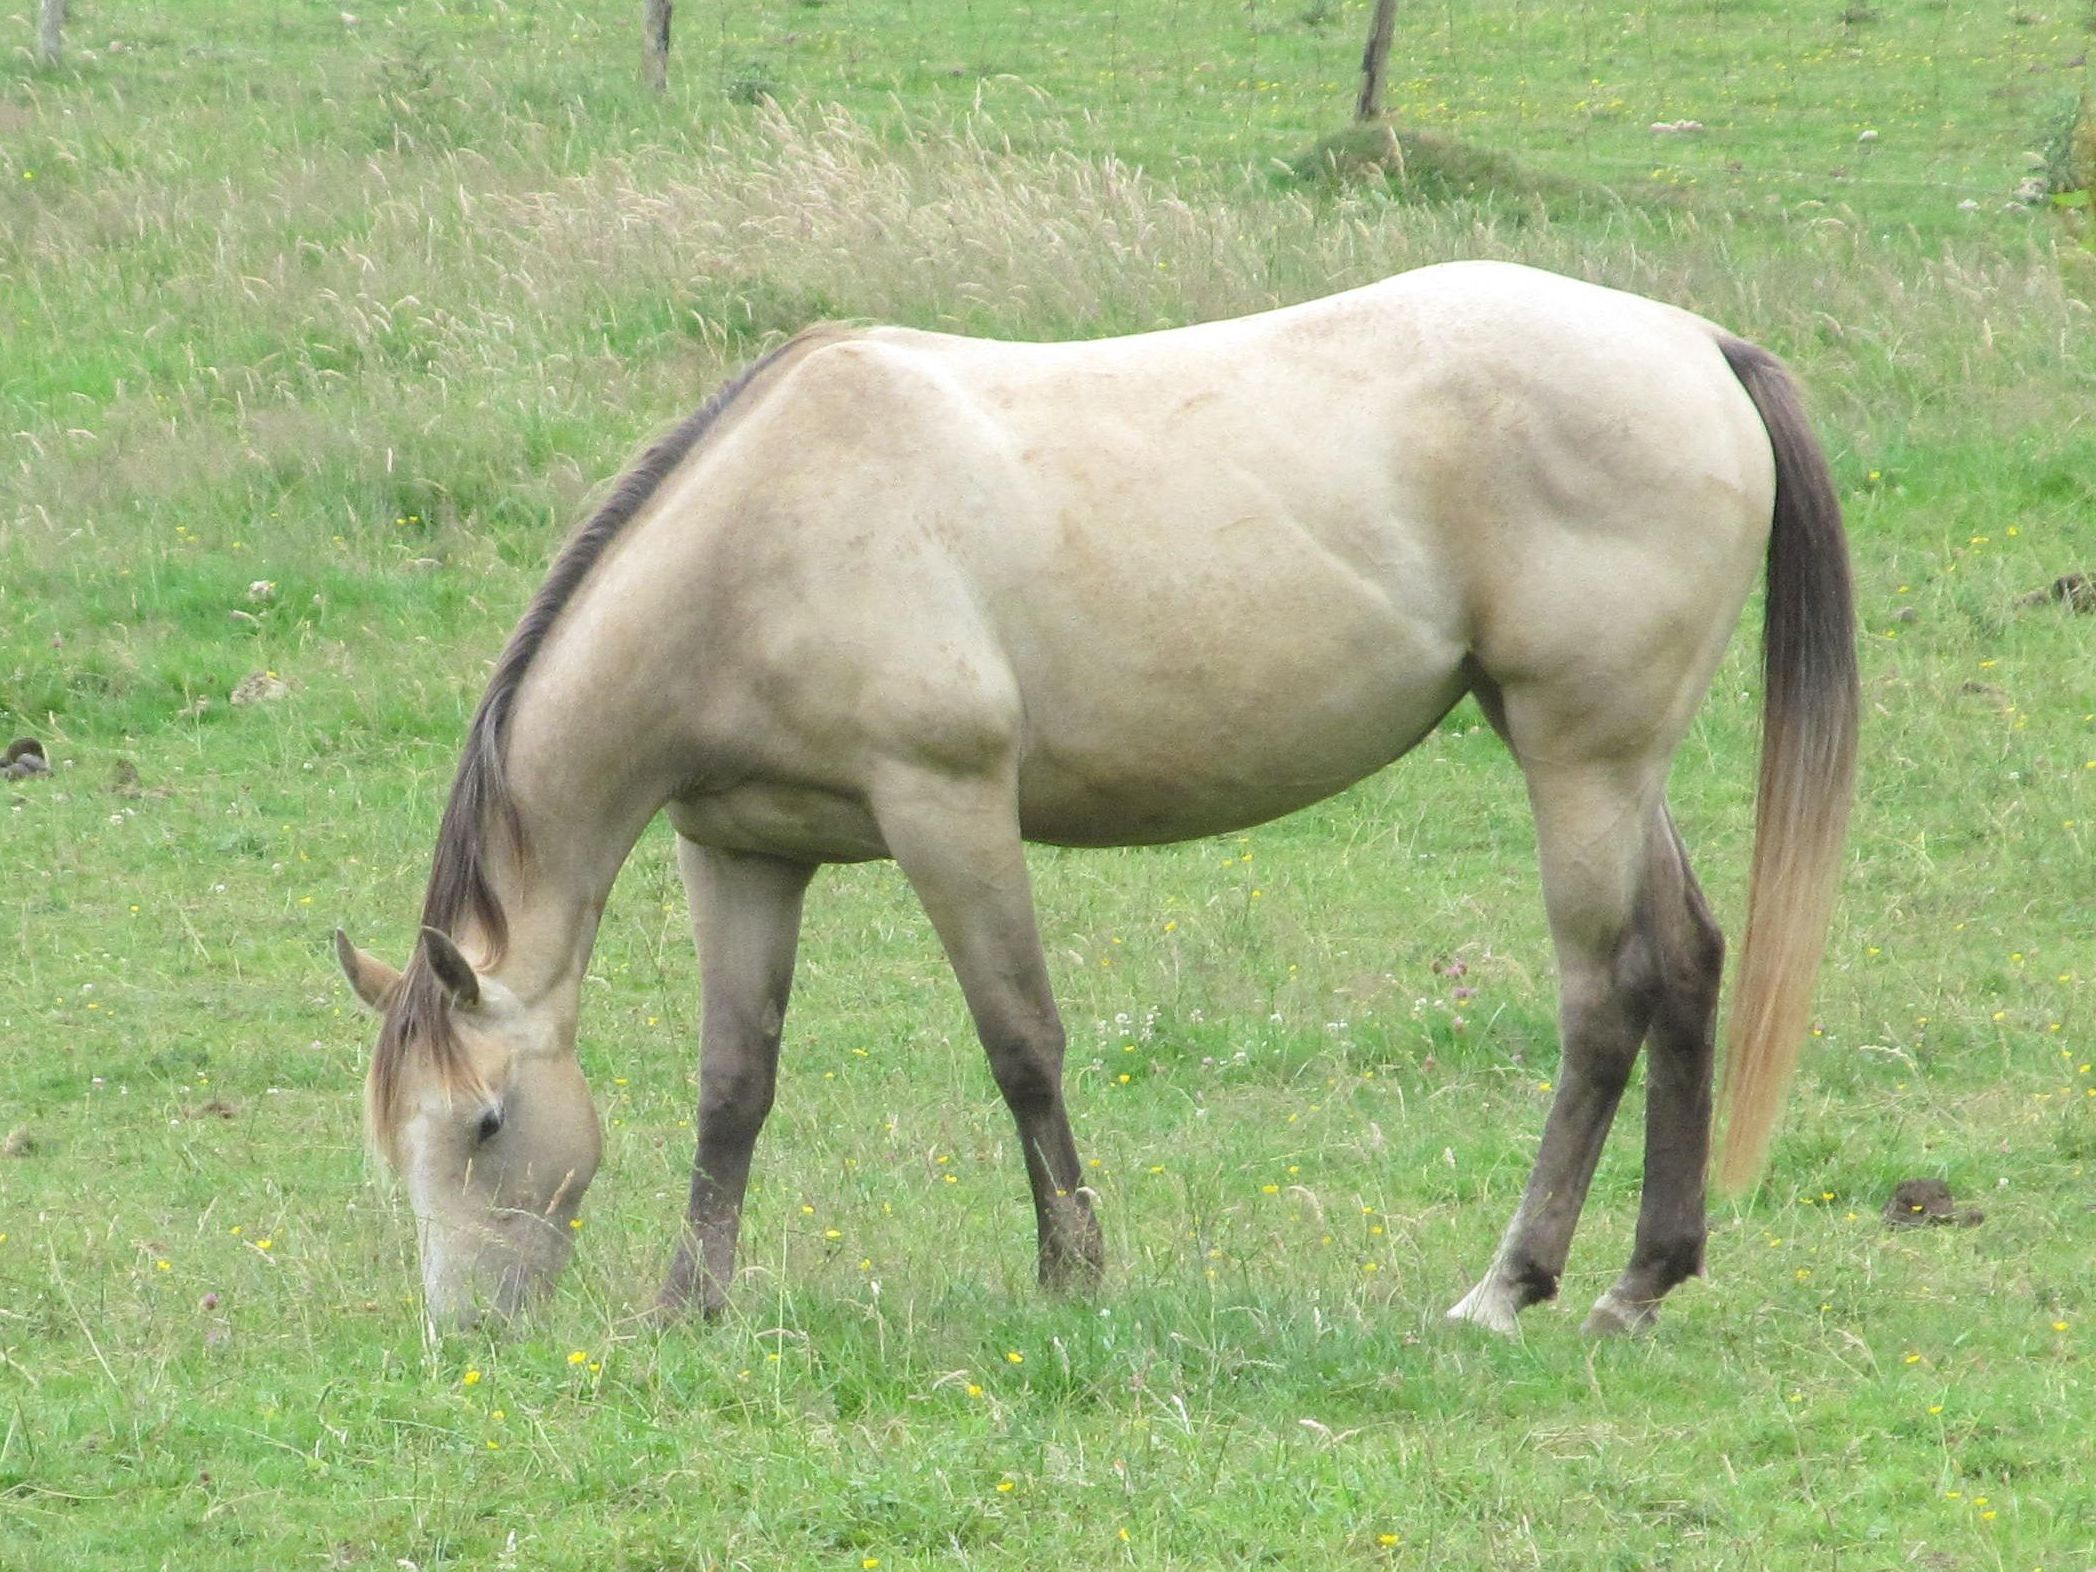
[
  {"x1": 982, "y1": 1019, "x2": 1066, "y2": 1115},
  {"x1": 699, "y1": 1060, "x2": 777, "y2": 1143}
]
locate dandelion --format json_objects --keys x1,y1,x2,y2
[
  {"x1": 1378, "y1": 1534, "x2": 1401, "y2": 1547},
  {"x1": 462, "y1": 1369, "x2": 482, "y2": 1386},
  {"x1": 965, "y1": 1383, "x2": 983, "y2": 1398},
  {"x1": 1904, "y1": 1351, "x2": 1921, "y2": 1364},
  {"x1": 1261, "y1": 1183, "x2": 1279, "y2": 1195},
  {"x1": 2053, "y1": 1320, "x2": 2069, "y2": 1332},
  {"x1": 996, "y1": 1479, "x2": 1015, "y2": 1493},
  {"x1": 254, "y1": 1238, "x2": 273, "y2": 1252},
  {"x1": 155, "y1": 1258, "x2": 171, "y2": 1272},
  {"x1": 824, "y1": 1228, "x2": 842, "y2": 1240},
  {"x1": 863, "y1": 1558, "x2": 880, "y2": 1568},
  {"x1": 1005, "y1": 1350, "x2": 1024, "y2": 1364},
  {"x1": 568, "y1": 1350, "x2": 588, "y2": 1366},
  {"x1": 569, "y1": 1217, "x2": 583, "y2": 1230}
]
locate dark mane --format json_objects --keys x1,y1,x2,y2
[{"x1": 367, "y1": 332, "x2": 831, "y2": 1141}]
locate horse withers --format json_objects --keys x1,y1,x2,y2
[{"x1": 337, "y1": 261, "x2": 1857, "y2": 1334}]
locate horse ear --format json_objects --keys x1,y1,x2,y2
[
  {"x1": 335, "y1": 929, "x2": 402, "y2": 1010},
  {"x1": 419, "y1": 927, "x2": 482, "y2": 1011}
]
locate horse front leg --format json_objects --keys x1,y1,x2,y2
[
  {"x1": 872, "y1": 761, "x2": 1105, "y2": 1293},
  {"x1": 658, "y1": 841, "x2": 815, "y2": 1318}
]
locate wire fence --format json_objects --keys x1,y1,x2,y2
[{"x1": 31, "y1": 0, "x2": 2095, "y2": 222}]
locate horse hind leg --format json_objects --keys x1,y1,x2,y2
[
  {"x1": 1447, "y1": 739, "x2": 1670, "y2": 1334},
  {"x1": 659, "y1": 841, "x2": 816, "y2": 1318},
  {"x1": 1582, "y1": 810, "x2": 1724, "y2": 1336},
  {"x1": 872, "y1": 761, "x2": 1105, "y2": 1291}
]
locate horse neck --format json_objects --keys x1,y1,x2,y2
[{"x1": 467, "y1": 683, "x2": 680, "y2": 1018}]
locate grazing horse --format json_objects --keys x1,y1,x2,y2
[{"x1": 337, "y1": 261, "x2": 1856, "y2": 1335}]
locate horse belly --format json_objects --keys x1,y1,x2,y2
[{"x1": 1009, "y1": 589, "x2": 1468, "y2": 847}]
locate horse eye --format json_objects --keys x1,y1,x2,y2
[{"x1": 475, "y1": 1106, "x2": 504, "y2": 1144}]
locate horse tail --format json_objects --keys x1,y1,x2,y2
[{"x1": 1712, "y1": 337, "x2": 1859, "y2": 1194}]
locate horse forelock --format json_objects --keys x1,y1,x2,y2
[
  {"x1": 367, "y1": 331, "x2": 839, "y2": 1154},
  {"x1": 368, "y1": 959, "x2": 504, "y2": 1157}
]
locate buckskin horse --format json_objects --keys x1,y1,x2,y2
[{"x1": 337, "y1": 261, "x2": 1857, "y2": 1335}]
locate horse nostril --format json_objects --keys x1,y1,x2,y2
[{"x1": 476, "y1": 1106, "x2": 504, "y2": 1144}]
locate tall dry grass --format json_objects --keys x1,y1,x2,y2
[{"x1": 6, "y1": 105, "x2": 2087, "y2": 578}]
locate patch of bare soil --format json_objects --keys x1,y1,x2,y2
[
  {"x1": 2013, "y1": 571, "x2": 2095, "y2": 611},
  {"x1": 1883, "y1": 1177, "x2": 1984, "y2": 1228}
]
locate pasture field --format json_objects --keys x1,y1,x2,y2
[{"x1": 4, "y1": 2, "x2": 2094, "y2": 1568}]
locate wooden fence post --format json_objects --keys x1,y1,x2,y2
[
  {"x1": 1356, "y1": 0, "x2": 1399, "y2": 122},
  {"x1": 38, "y1": 0, "x2": 66, "y2": 69},
  {"x1": 643, "y1": 0, "x2": 673, "y2": 91}
]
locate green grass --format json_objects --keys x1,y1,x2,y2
[{"x1": 3, "y1": 2, "x2": 2094, "y2": 1568}]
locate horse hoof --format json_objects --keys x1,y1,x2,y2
[
  {"x1": 1580, "y1": 1292, "x2": 1658, "y2": 1338},
  {"x1": 651, "y1": 1291, "x2": 726, "y2": 1326},
  {"x1": 652, "y1": 1268, "x2": 730, "y2": 1324},
  {"x1": 1445, "y1": 1280, "x2": 1521, "y2": 1336},
  {"x1": 1039, "y1": 1251, "x2": 1106, "y2": 1297}
]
